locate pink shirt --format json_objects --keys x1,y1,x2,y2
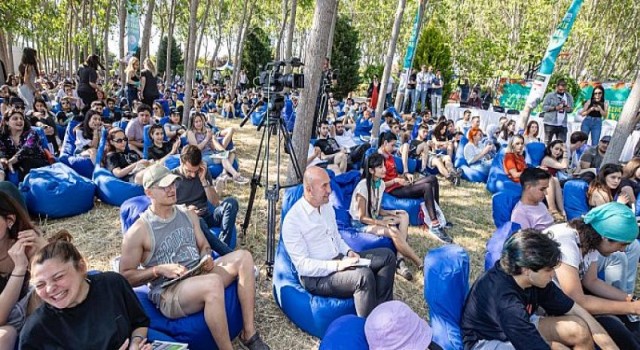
[{"x1": 510, "y1": 201, "x2": 554, "y2": 231}]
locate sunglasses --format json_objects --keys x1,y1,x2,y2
[
  {"x1": 594, "y1": 92, "x2": 603, "y2": 95},
  {"x1": 12, "y1": 105, "x2": 25, "y2": 110},
  {"x1": 112, "y1": 137, "x2": 128, "y2": 143}
]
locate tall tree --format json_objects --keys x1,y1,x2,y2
[
  {"x1": 103, "y1": 0, "x2": 113, "y2": 69},
  {"x1": 231, "y1": 0, "x2": 250, "y2": 93},
  {"x1": 274, "y1": 0, "x2": 289, "y2": 61},
  {"x1": 325, "y1": 0, "x2": 339, "y2": 59},
  {"x1": 165, "y1": 0, "x2": 176, "y2": 83},
  {"x1": 288, "y1": 0, "x2": 337, "y2": 181},
  {"x1": 283, "y1": 0, "x2": 297, "y2": 73},
  {"x1": 601, "y1": 73, "x2": 640, "y2": 166},
  {"x1": 372, "y1": 0, "x2": 407, "y2": 136},
  {"x1": 140, "y1": 0, "x2": 156, "y2": 63},
  {"x1": 182, "y1": 0, "x2": 201, "y2": 124},
  {"x1": 241, "y1": 27, "x2": 272, "y2": 83},
  {"x1": 329, "y1": 16, "x2": 361, "y2": 100},
  {"x1": 118, "y1": 0, "x2": 126, "y2": 86}
]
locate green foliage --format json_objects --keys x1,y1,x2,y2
[
  {"x1": 412, "y1": 24, "x2": 454, "y2": 98},
  {"x1": 241, "y1": 27, "x2": 272, "y2": 84},
  {"x1": 156, "y1": 36, "x2": 184, "y2": 76},
  {"x1": 361, "y1": 64, "x2": 384, "y2": 81},
  {"x1": 330, "y1": 16, "x2": 361, "y2": 100}
]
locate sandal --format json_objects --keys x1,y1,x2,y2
[
  {"x1": 233, "y1": 174, "x2": 250, "y2": 185},
  {"x1": 240, "y1": 332, "x2": 270, "y2": 350}
]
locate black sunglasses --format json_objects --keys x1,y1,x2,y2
[{"x1": 112, "y1": 137, "x2": 128, "y2": 143}]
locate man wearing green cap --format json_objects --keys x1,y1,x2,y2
[{"x1": 546, "y1": 202, "x2": 640, "y2": 349}]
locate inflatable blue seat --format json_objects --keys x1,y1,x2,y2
[
  {"x1": 156, "y1": 99, "x2": 171, "y2": 117},
  {"x1": 491, "y1": 190, "x2": 521, "y2": 228},
  {"x1": 424, "y1": 244, "x2": 469, "y2": 350},
  {"x1": 119, "y1": 195, "x2": 237, "y2": 249},
  {"x1": 319, "y1": 315, "x2": 368, "y2": 350},
  {"x1": 4, "y1": 127, "x2": 53, "y2": 185},
  {"x1": 92, "y1": 128, "x2": 145, "y2": 206},
  {"x1": 454, "y1": 137, "x2": 489, "y2": 183},
  {"x1": 563, "y1": 179, "x2": 589, "y2": 220},
  {"x1": 381, "y1": 193, "x2": 422, "y2": 226},
  {"x1": 484, "y1": 221, "x2": 521, "y2": 271},
  {"x1": 525, "y1": 142, "x2": 546, "y2": 167},
  {"x1": 134, "y1": 282, "x2": 243, "y2": 350},
  {"x1": 273, "y1": 185, "x2": 357, "y2": 338},
  {"x1": 58, "y1": 120, "x2": 95, "y2": 178},
  {"x1": 251, "y1": 104, "x2": 267, "y2": 126},
  {"x1": 19, "y1": 163, "x2": 95, "y2": 218},
  {"x1": 486, "y1": 149, "x2": 521, "y2": 194},
  {"x1": 363, "y1": 147, "x2": 418, "y2": 175}
]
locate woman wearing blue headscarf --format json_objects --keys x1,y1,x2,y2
[{"x1": 545, "y1": 202, "x2": 640, "y2": 349}]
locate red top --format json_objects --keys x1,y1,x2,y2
[
  {"x1": 382, "y1": 152, "x2": 402, "y2": 192},
  {"x1": 503, "y1": 152, "x2": 526, "y2": 183}
]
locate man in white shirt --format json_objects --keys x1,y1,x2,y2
[
  {"x1": 416, "y1": 65, "x2": 433, "y2": 113},
  {"x1": 281, "y1": 166, "x2": 396, "y2": 317}
]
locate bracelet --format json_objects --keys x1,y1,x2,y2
[
  {"x1": 152, "y1": 266, "x2": 158, "y2": 278},
  {"x1": 11, "y1": 273, "x2": 26, "y2": 278},
  {"x1": 131, "y1": 335, "x2": 145, "y2": 342}
]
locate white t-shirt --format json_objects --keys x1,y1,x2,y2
[
  {"x1": 349, "y1": 179, "x2": 385, "y2": 221},
  {"x1": 334, "y1": 129, "x2": 357, "y2": 149},
  {"x1": 545, "y1": 223, "x2": 600, "y2": 281}
]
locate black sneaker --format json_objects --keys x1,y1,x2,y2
[
  {"x1": 444, "y1": 221, "x2": 454, "y2": 229},
  {"x1": 428, "y1": 226, "x2": 454, "y2": 244},
  {"x1": 240, "y1": 332, "x2": 270, "y2": 350},
  {"x1": 396, "y1": 259, "x2": 413, "y2": 281}
]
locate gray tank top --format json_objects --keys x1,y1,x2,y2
[{"x1": 140, "y1": 205, "x2": 201, "y2": 304}]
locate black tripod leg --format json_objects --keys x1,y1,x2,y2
[
  {"x1": 280, "y1": 122, "x2": 303, "y2": 183},
  {"x1": 265, "y1": 185, "x2": 278, "y2": 277},
  {"x1": 240, "y1": 123, "x2": 269, "y2": 239}
]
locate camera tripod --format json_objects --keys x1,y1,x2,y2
[{"x1": 240, "y1": 94, "x2": 303, "y2": 278}]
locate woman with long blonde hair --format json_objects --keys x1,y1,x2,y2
[{"x1": 124, "y1": 57, "x2": 140, "y2": 107}]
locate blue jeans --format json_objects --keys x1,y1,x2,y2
[
  {"x1": 203, "y1": 197, "x2": 239, "y2": 246},
  {"x1": 431, "y1": 94, "x2": 442, "y2": 118},
  {"x1": 417, "y1": 90, "x2": 428, "y2": 112},
  {"x1": 581, "y1": 116, "x2": 603, "y2": 146},
  {"x1": 402, "y1": 89, "x2": 416, "y2": 113}
]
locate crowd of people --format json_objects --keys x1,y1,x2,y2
[{"x1": 1, "y1": 46, "x2": 640, "y2": 350}]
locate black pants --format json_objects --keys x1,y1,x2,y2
[
  {"x1": 389, "y1": 175, "x2": 440, "y2": 221},
  {"x1": 595, "y1": 315, "x2": 640, "y2": 349},
  {"x1": 544, "y1": 124, "x2": 567, "y2": 143},
  {"x1": 300, "y1": 248, "x2": 396, "y2": 317},
  {"x1": 77, "y1": 89, "x2": 98, "y2": 107},
  {"x1": 348, "y1": 143, "x2": 371, "y2": 168}
]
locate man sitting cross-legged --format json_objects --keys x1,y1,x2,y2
[
  {"x1": 119, "y1": 164, "x2": 270, "y2": 350},
  {"x1": 281, "y1": 166, "x2": 396, "y2": 317},
  {"x1": 461, "y1": 229, "x2": 617, "y2": 350}
]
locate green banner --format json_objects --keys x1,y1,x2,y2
[{"x1": 499, "y1": 82, "x2": 632, "y2": 121}]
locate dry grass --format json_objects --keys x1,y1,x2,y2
[{"x1": 40, "y1": 118, "x2": 496, "y2": 349}]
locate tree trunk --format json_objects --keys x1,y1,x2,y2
[
  {"x1": 601, "y1": 73, "x2": 640, "y2": 166},
  {"x1": 288, "y1": 0, "x2": 337, "y2": 181},
  {"x1": 89, "y1": 0, "x2": 96, "y2": 54},
  {"x1": 103, "y1": 0, "x2": 112, "y2": 69},
  {"x1": 230, "y1": 0, "x2": 250, "y2": 96},
  {"x1": 232, "y1": 3, "x2": 254, "y2": 92},
  {"x1": 140, "y1": 0, "x2": 156, "y2": 63},
  {"x1": 275, "y1": 0, "x2": 289, "y2": 61},
  {"x1": 372, "y1": 0, "x2": 408, "y2": 136},
  {"x1": 81, "y1": 0, "x2": 88, "y2": 59},
  {"x1": 166, "y1": 0, "x2": 176, "y2": 84},
  {"x1": 182, "y1": 0, "x2": 200, "y2": 124},
  {"x1": 284, "y1": 0, "x2": 297, "y2": 73},
  {"x1": 0, "y1": 32, "x2": 8, "y2": 74},
  {"x1": 118, "y1": 0, "x2": 126, "y2": 86},
  {"x1": 326, "y1": 0, "x2": 339, "y2": 59},
  {"x1": 195, "y1": 0, "x2": 213, "y2": 64}
]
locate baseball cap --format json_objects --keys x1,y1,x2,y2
[
  {"x1": 365, "y1": 301, "x2": 433, "y2": 350},
  {"x1": 600, "y1": 135, "x2": 611, "y2": 143},
  {"x1": 142, "y1": 165, "x2": 180, "y2": 190}
]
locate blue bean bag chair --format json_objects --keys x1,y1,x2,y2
[
  {"x1": 381, "y1": 193, "x2": 423, "y2": 226},
  {"x1": 319, "y1": 315, "x2": 368, "y2": 350},
  {"x1": 283, "y1": 97, "x2": 296, "y2": 132},
  {"x1": 58, "y1": 120, "x2": 95, "y2": 178},
  {"x1": 486, "y1": 149, "x2": 521, "y2": 194},
  {"x1": 454, "y1": 137, "x2": 489, "y2": 183},
  {"x1": 92, "y1": 128, "x2": 145, "y2": 207},
  {"x1": 484, "y1": 221, "x2": 521, "y2": 271},
  {"x1": 491, "y1": 190, "x2": 521, "y2": 228},
  {"x1": 525, "y1": 142, "x2": 546, "y2": 167},
  {"x1": 251, "y1": 104, "x2": 267, "y2": 126},
  {"x1": 363, "y1": 147, "x2": 418, "y2": 175},
  {"x1": 424, "y1": 244, "x2": 469, "y2": 350},
  {"x1": 4, "y1": 127, "x2": 54, "y2": 185},
  {"x1": 19, "y1": 163, "x2": 95, "y2": 218},
  {"x1": 563, "y1": 179, "x2": 589, "y2": 221},
  {"x1": 119, "y1": 195, "x2": 237, "y2": 249},
  {"x1": 134, "y1": 282, "x2": 243, "y2": 350}
]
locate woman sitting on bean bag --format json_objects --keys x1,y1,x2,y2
[
  {"x1": 73, "y1": 110, "x2": 103, "y2": 164},
  {"x1": 378, "y1": 132, "x2": 452, "y2": 244},
  {"x1": 464, "y1": 127, "x2": 494, "y2": 175},
  {"x1": 186, "y1": 112, "x2": 248, "y2": 184},
  {"x1": 102, "y1": 127, "x2": 151, "y2": 185},
  {"x1": 503, "y1": 134, "x2": 526, "y2": 183},
  {"x1": 540, "y1": 140, "x2": 568, "y2": 221},
  {"x1": 19, "y1": 231, "x2": 152, "y2": 350},
  {"x1": 163, "y1": 108, "x2": 186, "y2": 142},
  {"x1": 350, "y1": 153, "x2": 421, "y2": 281},
  {"x1": 27, "y1": 98, "x2": 59, "y2": 154},
  {"x1": 0, "y1": 109, "x2": 49, "y2": 181}
]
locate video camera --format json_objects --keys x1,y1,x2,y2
[{"x1": 258, "y1": 58, "x2": 305, "y2": 93}]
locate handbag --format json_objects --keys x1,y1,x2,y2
[{"x1": 418, "y1": 201, "x2": 447, "y2": 229}]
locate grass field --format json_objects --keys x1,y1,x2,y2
[{"x1": 40, "y1": 118, "x2": 497, "y2": 349}]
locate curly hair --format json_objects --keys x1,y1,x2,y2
[{"x1": 568, "y1": 218, "x2": 603, "y2": 254}]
